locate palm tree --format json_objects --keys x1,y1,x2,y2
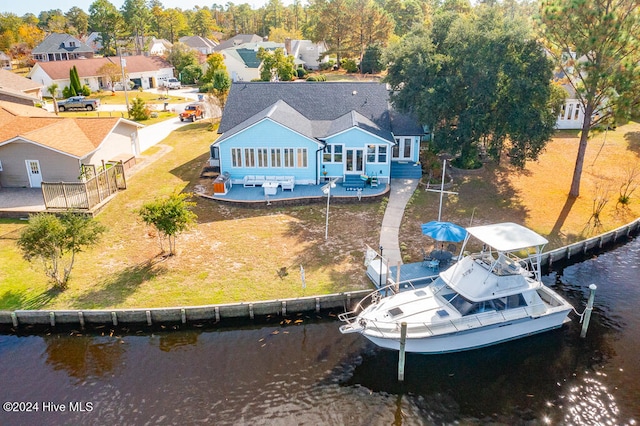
[{"x1": 47, "y1": 83, "x2": 59, "y2": 116}]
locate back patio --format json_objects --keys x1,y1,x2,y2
[{"x1": 197, "y1": 179, "x2": 389, "y2": 205}]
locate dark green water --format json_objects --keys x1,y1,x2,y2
[{"x1": 1, "y1": 239, "x2": 639, "y2": 425}]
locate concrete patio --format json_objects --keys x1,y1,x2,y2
[{"x1": 0, "y1": 188, "x2": 46, "y2": 218}]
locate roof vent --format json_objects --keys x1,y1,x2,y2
[{"x1": 352, "y1": 91, "x2": 357, "y2": 95}]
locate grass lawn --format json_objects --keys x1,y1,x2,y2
[
  {"x1": 1, "y1": 120, "x2": 638, "y2": 311},
  {"x1": 399, "y1": 120, "x2": 640, "y2": 263},
  {"x1": 56, "y1": 109, "x2": 177, "y2": 125},
  {"x1": 0, "y1": 121, "x2": 381, "y2": 310}
]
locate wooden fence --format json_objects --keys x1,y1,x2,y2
[{"x1": 41, "y1": 163, "x2": 126, "y2": 210}]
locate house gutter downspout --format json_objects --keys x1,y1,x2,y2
[{"x1": 315, "y1": 140, "x2": 327, "y2": 185}]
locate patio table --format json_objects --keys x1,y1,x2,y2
[
  {"x1": 431, "y1": 250, "x2": 453, "y2": 263},
  {"x1": 262, "y1": 181, "x2": 278, "y2": 195}
]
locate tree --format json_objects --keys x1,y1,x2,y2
[
  {"x1": 360, "y1": 44, "x2": 384, "y2": 74},
  {"x1": 47, "y1": 83, "x2": 59, "y2": 115},
  {"x1": 539, "y1": 0, "x2": 640, "y2": 198},
  {"x1": 17, "y1": 213, "x2": 106, "y2": 289},
  {"x1": 89, "y1": 0, "x2": 123, "y2": 56},
  {"x1": 121, "y1": 0, "x2": 151, "y2": 55},
  {"x1": 310, "y1": 0, "x2": 353, "y2": 68},
  {"x1": 97, "y1": 62, "x2": 122, "y2": 91},
  {"x1": 201, "y1": 52, "x2": 226, "y2": 83},
  {"x1": 66, "y1": 6, "x2": 89, "y2": 36},
  {"x1": 385, "y1": 7, "x2": 561, "y2": 168},
  {"x1": 191, "y1": 8, "x2": 217, "y2": 38},
  {"x1": 167, "y1": 42, "x2": 199, "y2": 79},
  {"x1": 137, "y1": 193, "x2": 197, "y2": 256},
  {"x1": 129, "y1": 97, "x2": 150, "y2": 121},
  {"x1": 69, "y1": 65, "x2": 82, "y2": 96},
  {"x1": 258, "y1": 47, "x2": 296, "y2": 81}
]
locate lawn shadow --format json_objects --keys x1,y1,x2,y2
[
  {"x1": 0, "y1": 287, "x2": 60, "y2": 311},
  {"x1": 73, "y1": 256, "x2": 168, "y2": 309},
  {"x1": 624, "y1": 131, "x2": 640, "y2": 155},
  {"x1": 549, "y1": 196, "x2": 577, "y2": 243}
]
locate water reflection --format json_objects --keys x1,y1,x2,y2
[
  {"x1": 0, "y1": 239, "x2": 638, "y2": 424},
  {"x1": 44, "y1": 333, "x2": 125, "y2": 379}
]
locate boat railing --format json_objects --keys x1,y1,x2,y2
[
  {"x1": 338, "y1": 283, "x2": 410, "y2": 324},
  {"x1": 360, "y1": 302, "x2": 551, "y2": 339}
]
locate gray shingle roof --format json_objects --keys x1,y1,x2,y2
[
  {"x1": 32, "y1": 33, "x2": 93, "y2": 55},
  {"x1": 215, "y1": 100, "x2": 316, "y2": 144},
  {"x1": 214, "y1": 34, "x2": 264, "y2": 52},
  {"x1": 218, "y1": 82, "x2": 422, "y2": 139}
]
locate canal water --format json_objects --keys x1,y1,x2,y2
[{"x1": 1, "y1": 239, "x2": 639, "y2": 425}]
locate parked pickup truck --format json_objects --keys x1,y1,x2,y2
[
  {"x1": 57, "y1": 96, "x2": 100, "y2": 111},
  {"x1": 180, "y1": 103, "x2": 205, "y2": 122}
]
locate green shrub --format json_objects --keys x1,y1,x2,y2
[
  {"x1": 296, "y1": 68, "x2": 308, "y2": 78},
  {"x1": 199, "y1": 82, "x2": 214, "y2": 93},
  {"x1": 81, "y1": 85, "x2": 91, "y2": 96},
  {"x1": 62, "y1": 86, "x2": 73, "y2": 98},
  {"x1": 129, "y1": 97, "x2": 150, "y2": 121},
  {"x1": 341, "y1": 58, "x2": 358, "y2": 73}
]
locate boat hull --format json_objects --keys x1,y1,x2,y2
[{"x1": 361, "y1": 309, "x2": 571, "y2": 354}]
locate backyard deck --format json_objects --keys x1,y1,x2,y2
[{"x1": 198, "y1": 181, "x2": 389, "y2": 204}]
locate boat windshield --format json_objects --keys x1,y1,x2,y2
[{"x1": 442, "y1": 292, "x2": 528, "y2": 316}]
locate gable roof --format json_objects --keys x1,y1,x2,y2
[
  {"x1": 0, "y1": 69, "x2": 43, "y2": 92},
  {"x1": 179, "y1": 35, "x2": 217, "y2": 50},
  {"x1": 214, "y1": 34, "x2": 264, "y2": 51},
  {"x1": 31, "y1": 55, "x2": 173, "y2": 80},
  {"x1": 32, "y1": 33, "x2": 93, "y2": 55},
  {"x1": 216, "y1": 99, "x2": 317, "y2": 145},
  {"x1": 0, "y1": 101, "x2": 138, "y2": 158},
  {"x1": 226, "y1": 42, "x2": 284, "y2": 68},
  {"x1": 218, "y1": 82, "x2": 423, "y2": 138}
]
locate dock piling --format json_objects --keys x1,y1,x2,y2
[
  {"x1": 580, "y1": 284, "x2": 597, "y2": 338},
  {"x1": 398, "y1": 322, "x2": 407, "y2": 381}
]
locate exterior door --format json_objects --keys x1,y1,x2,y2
[
  {"x1": 345, "y1": 148, "x2": 364, "y2": 174},
  {"x1": 25, "y1": 160, "x2": 43, "y2": 187},
  {"x1": 392, "y1": 137, "x2": 413, "y2": 161}
]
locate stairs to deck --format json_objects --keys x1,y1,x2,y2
[
  {"x1": 391, "y1": 161, "x2": 422, "y2": 179},
  {"x1": 342, "y1": 174, "x2": 365, "y2": 190}
]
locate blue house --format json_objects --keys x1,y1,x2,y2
[{"x1": 209, "y1": 82, "x2": 423, "y2": 190}]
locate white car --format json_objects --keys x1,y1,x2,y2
[{"x1": 162, "y1": 78, "x2": 181, "y2": 89}]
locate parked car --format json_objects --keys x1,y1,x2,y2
[
  {"x1": 161, "y1": 78, "x2": 181, "y2": 89},
  {"x1": 57, "y1": 96, "x2": 100, "y2": 111},
  {"x1": 180, "y1": 103, "x2": 205, "y2": 122}
]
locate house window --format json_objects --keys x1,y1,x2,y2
[
  {"x1": 378, "y1": 146, "x2": 387, "y2": 163},
  {"x1": 0, "y1": 159, "x2": 3, "y2": 171},
  {"x1": 323, "y1": 145, "x2": 343, "y2": 163},
  {"x1": 334, "y1": 145, "x2": 342, "y2": 162},
  {"x1": 296, "y1": 148, "x2": 307, "y2": 168},
  {"x1": 574, "y1": 104, "x2": 580, "y2": 120},
  {"x1": 284, "y1": 148, "x2": 295, "y2": 168},
  {"x1": 244, "y1": 148, "x2": 255, "y2": 167},
  {"x1": 567, "y1": 104, "x2": 574, "y2": 120},
  {"x1": 271, "y1": 148, "x2": 281, "y2": 167},
  {"x1": 257, "y1": 148, "x2": 268, "y2": 167},
  {"x1": 231, "y1": 148, "x2": 242, "y2": 167},
  {"x1": 323, "y1": 146, "x2": 332, "y2": 162},
  {"x1": 367, "y1": 145, "x2": 376, "y2": 162},
  {"x1": 367, "y1": 145, "x2": 388, "y2": 163}
]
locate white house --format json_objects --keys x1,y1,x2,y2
[
  {"x1": 220, "y1": 41, "x2": 285, "y2": 82},
  {"x1": 149, "y1": 38, "x2": 173, "y2": 56},
  {"x1": 32, "y1": 33, "x2": 94, "y2": 62},
  {"x1": 28, "y1": 56, "x2": 174, "y2": 96}
]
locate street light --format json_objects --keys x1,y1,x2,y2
[{"x1": 322, "y1": 178, "x2": 338, "y2": 240}]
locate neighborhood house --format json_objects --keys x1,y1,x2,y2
[
  {"x1": 0, "y1": 101, "x2": 142, "y2": 189},
  {"x1": 210, "y1": 82, "x2": 423, "y2": 190}
]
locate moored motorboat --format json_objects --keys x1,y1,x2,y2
[{"x1": 339, "y1": 222, "x2": 574, "y2": 353}]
